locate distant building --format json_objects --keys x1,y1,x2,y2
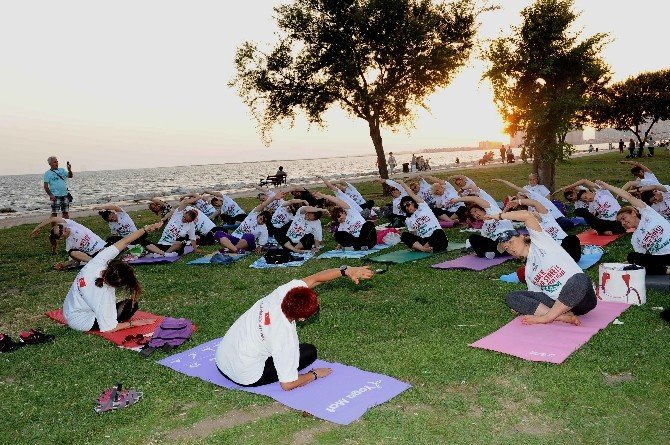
[{"x1": 478, "y1": 140, "x2": 504, "y2": 150}]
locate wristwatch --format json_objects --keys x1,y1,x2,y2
[{"x1": 339, "y1": 265, "x2": 348, "y2": 277}]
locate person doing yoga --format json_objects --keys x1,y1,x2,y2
[
  {"x1": 215, "y1": 266, "x2": 374, "y2": 390},
  {"x1": 491, "y1": 210, "x2": 597, "y2": 326}
]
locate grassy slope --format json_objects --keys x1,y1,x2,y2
[{"x1": 0, "y1": 151, "x2": 669, "y2": 445}]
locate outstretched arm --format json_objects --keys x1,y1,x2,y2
[
  {"x1": 489, "y1": 210, "x2": 542, "y2": 232},
  {"x1": 30, "y1": 217, "x2": 65, "y2": 238},
  {"x1": 318, "y1": 176, "x2": 344, "y2": 192},
  {"x1": 595, "y1": 180, "x2": 646, "y2": 209},
  {"x1": 450, "y1": 195, "x2": 489, "y2": 208},
  {"x1": 492, "y1": 178, "x2": 525, "y2": 194},
  {"x1": 515, "y1": 197, "x2": 548, "y2": 215},
  {"x1": 112, "y1": 221, "x2": 164, "y2": 252},
  {"x1": 253, "y1": 192, "x2": 282, "y2": 213},
  {"x1": 564, "y1": 179, "x2": 597, "y2": 191},
  {"x1": 395, "y1": 179, "x2": 424, "y2": 203},
  {"x1": 420, "y1": 174, "x2": 444, "y2": 184},
  {"x1": 94, "y1": 204, "x2": 123, "y2": 212},
  {"x1": 202, "y1": 189, "x2": 223, "y2": 197},
  {"x1": 302, "y1": 266, "x2": 374, "y2": 288},
  {"x1": 177, "y1": 196, "x2": 199, "y2": 211},
  {"x1": 620, "y1": 160, "x2": 652, "y2": 172},
  {"x1": 639, "y1": 184, "x2": 668, "y2": 193},
  {"x1": 313, "y1": 191, "x2": 350, "y2": 209}
]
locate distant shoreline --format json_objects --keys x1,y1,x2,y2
[{"x1": 0, "y1": 149, "x2": 599, "y2": 229}]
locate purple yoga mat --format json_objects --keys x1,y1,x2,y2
[
  {"x1": 127, "y1": 246, "x2": 194, "y2": 265},
  {"x1": 432, "y1": 253, "x2": 512, "y2": 271},
  {"x1": 470, "y1": 301, "x2": 630, "y2": 364},
  {"x1": 157, "y1": 338, "x2": 410, "y2": 425}
]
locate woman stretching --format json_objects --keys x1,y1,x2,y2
[
  {"x1": 275, "y1": 204, "x2": 325, "y2": 253},
  {"x1": 450, "y1": 196, "x2": 515, "y2": 258},
  {"x1": 62, "y1": 221, "x2": 163, "y2": 332},
  {"x1": 215, "y1": 194, "x2": 277, "y2": 254},
  {"x1": 315, "y1": 192, "x2": 377, "y2": 251},
  {"x1": 561, "y1": 179, "x2": 625, "y2": 235},
  {"x1": 493, "y1": 210, "x2": 597, "y2": 325},
  {"x1": 95, "y1": 205, "x2": 170, "y2": 257},
  {"x1": 595, "y1": 181, "x2": 670, "y2": 275},
  {"x1": 31, "y1": 217, "x2": 107, "y2": 269},
  {"x1": 395, "y1": 180, "x2": 448, "y2": 252}
]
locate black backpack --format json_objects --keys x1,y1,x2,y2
[{"x1": 264, "y1": 248, "x2": 292, "y2": 264}]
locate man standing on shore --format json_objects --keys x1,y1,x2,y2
[{"x1": 43, "y1": 156, "x2": 73, "y2": 219}]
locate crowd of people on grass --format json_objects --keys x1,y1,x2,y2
[{"x1": 29, "y1": 154, "x2": 670, "y2": 390}]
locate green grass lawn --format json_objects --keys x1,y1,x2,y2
[{"x1": 1, "y1": 151, "x2": 669, "y2": 444}]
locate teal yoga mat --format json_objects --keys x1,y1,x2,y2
[{"x1": 368, "y1": 249, "x2": 434, "y2": 264}]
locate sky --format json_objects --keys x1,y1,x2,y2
[{"x1": 0, "y1": 0, "x2": 668, "y2": 175}]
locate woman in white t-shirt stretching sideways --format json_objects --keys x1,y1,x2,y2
[
  {"x1": 215, "y1": 265, "x2": 374, "y2": 390},
  {"x1": 62, "y1": 221, "x2": 164, "y2": 332},
  {"x1": 595, "y1": 180, "x2": 670, "y2": 275},
  {"x1": 395, "y1": 179, "x2": 448, "y2": 252},
  {"x1": 492, "y1": 210, "x2": 597, "y2": 326}
]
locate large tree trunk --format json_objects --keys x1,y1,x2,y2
[
  {"x1": 368, "y1": 119, "x2": 388, "y2": 179},
  {"x1": 536, "y1": 159, "x2": 555, "y2": 192}
]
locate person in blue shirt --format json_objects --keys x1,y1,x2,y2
[{"x1": 43, "y1": 156, "x2": 73, "y2": 218}]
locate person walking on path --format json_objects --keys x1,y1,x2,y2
[
  {"x1": 387, "y1": 152, "x2": 397, "y2": 174},
  {"x1": 44, "y1": 156, "x2": 73, "y2": 219}
]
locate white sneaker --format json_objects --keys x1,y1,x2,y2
[{"x1": 164, "y1": 252, "x2": 179, "y2": 258}]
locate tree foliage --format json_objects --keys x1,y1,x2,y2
[
  {"x1": 589, "y1": 69, "x2": 670, "y2": 146},
  {"x1": 483, "y1": 0, "x2": 609, "y2": 189},
  {"x1": 230, "y1": 0, "x2": 489, "y2": 178}
]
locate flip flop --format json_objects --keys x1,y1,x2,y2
[
  {"x1": 19, "y1": 329, "x2": 55, "y2": 345},
  {"x1": 0, "y1": 334, "x2": 24, "y2": 353}
]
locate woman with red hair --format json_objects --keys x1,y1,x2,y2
[{"x1": 215, "y1": 266, "x2": 374, "y2": 390}]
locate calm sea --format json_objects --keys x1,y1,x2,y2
[{"x1": 0, "y1": 144, "x2": 596, "y2": 218}]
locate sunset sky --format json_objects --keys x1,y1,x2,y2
[{"x1": 0, "y1": 0, "x2": 667, "y2": 175}]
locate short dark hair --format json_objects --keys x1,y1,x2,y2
[
  {"x1": 631, "y1": 166, "x2": 643, "y2": 176},
  {"x1": 98, "y1": 210, "x2": 113, "y2": 221},
  {"x1": 330, "y1": 206, "x2": 346, "y2": 221},
  {"x1": 467, "y1": 203, "x2": 485, "y2": 218},
  {"x1": 281, "y1": 286, "x2": 319, "y2": 320},
  {"x1": 400, "y1": 195, "x2": 418, "y2": 209},
  {"x1": 576, "y1": 189, "x2": 588, "y2": 200},
  {"x1": 640, "y1": 190, "x2": 655, "y2": 205},
  {"x1": 184, "y1": 209, "x2": 198, "y2": 221}
]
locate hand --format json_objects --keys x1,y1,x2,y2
[
  {"x1": 131, "y1": 318, "x2": 156, "y2": 327},
  {"x1": 53, "y1": 262, "x2": 66, "y2": 271},
  {"x1": 312, "y1": 191, "x2": 324, "y2": 199},
  {"x1": 30, "y1": 228, "x2": 41, "y2": 238},
  {"x1": 50, "y1": 195, "x2": 56, "y2": 202},
  {"x1": 345, "y1": 266, "x2": 374, "y2": 284},
  {"x1": 144, "y1": 221, "x2": 164, "y2": 233},
  {"x1": 311, "y1": 367, "x2": 333, "y2": 379},
  {"x1": 594, "y1": 180, "x2": 606, "y2": 188},
  {"x1": 66, "y1": 161, "x2": 71, "y2": 169},
  {"x1": 481, "y1": 214, "x2": 499, "y2": 221}
]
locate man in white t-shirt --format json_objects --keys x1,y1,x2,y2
[
  {"x1": 621, "y1": 160, "x2": 661, "y2": 186},
  {"x1": 204, "y1": 190, "x2": 247, "y2": 224},
  {"x1": 523, "y1": 173, "x2": 550, "y2": 198},
  {"x1": 156, "y1": 206, "x2": 199, "y2": 254},
  {"x1": 215, "y1": 265, "x2": 374, "y2": 390},
  {"x1": 393, "y1": 180, "x2": 448, "y2": 252},
  {"x1": 316, "y1": 191, "x2": 378, "y2": 251},
  {"x1": 95, "y1": 204, "x2": 171, "y2": 258}
]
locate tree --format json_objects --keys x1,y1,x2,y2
[
  {"x1": 589, "y1": 69, "x2": 670, "y2": 149},
  {"x1": 483, "y1": 0, "x2": 609, "y2": 190},
  {"x1": 230, "y1": 0, "x2": 489, "y2": 179}
]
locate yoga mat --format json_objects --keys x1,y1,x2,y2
[
  {"x1": 46, "y1": 308, "x2": 164, "y2": 348},
  {"x1": 499, "y1": 249, "x2": 604, "y2": 283},
  {"x1": 187, "y1": 252, "x2": 249, "y2": 265},
  {"x1": 157, "y1": 338, "x2": 411, "y2": 425},
  {"x1": 470, "y1": 301, "x2": 630, "y2": 364},
  {"x1": 127, "y1": 246, "x2": 194, "y2": 265},
  {"x1": 646, "y1": 275, "x2": 670, "y2": 291},
  {"x1": 439, "y1": 220, "x2": 454, "y2": 228},
  {"x1": 317, "y1": 244, "x2": 391, "y2": 259},
  {"x1": 577, "y1": 229, "x2": 629, "y2": 247},
  {"x1": 446, "y1": 242, "x2": 467, "y2": 252},
  {"x1": 250, "y1": 250, "x2": 316, "y2": 269},
  {"x1": 432, "y1": 254, "x2": 512, "y2": 271},
  {"x1": 367, "y1": 249, "x2": 434, "y2": 264}
]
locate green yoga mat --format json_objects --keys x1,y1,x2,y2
[{"x1": 368, "y1": 249, "x2": 434, "y2": 264}]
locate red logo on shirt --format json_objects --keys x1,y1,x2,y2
[
  {"x1": 264, "y1": 312, "x2": 271, "y2": 325},
  {"x1": 78, "y1": 277, "x2": 86, "y2": 287}
]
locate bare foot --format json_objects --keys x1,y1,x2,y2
[
  {"x1": 521, "y1": 315, "x2": 546, "y2": 325},
  {"x1": 424, "y1": 245, "x2": 433, "y2": 253},
  {"x1": 53, "y1": 262, "x2": 66, "y2": 271},
  {"x1": 603, "y1": 231, "x2": 613, "y2": 236},
  {"x1": 555, "y1": 313, "x2": 581, "y2": 326}
]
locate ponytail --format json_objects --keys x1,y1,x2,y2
[{"x1": 96, "y1": 261, "x2": 142, "y2": 300}]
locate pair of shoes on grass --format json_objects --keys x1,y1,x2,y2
[
  {"x1": 0, "y1": 329, "x2": 55, "y2": 353},
  {"x1": 95, "y1": 383, "x2": 143, "y2": 413}
]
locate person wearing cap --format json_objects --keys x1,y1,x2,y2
[
  {"x1": 215, "y1": 265, "x2": 374, "y2": 390},
  {"x1": 491, "y1": 210, "x2": 597, "y2": 325}
]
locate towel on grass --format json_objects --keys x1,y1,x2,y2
[
  {"x1": 432, "y1": 254, "x2": 512, "y2": 271},
  {"x1": 577, "y1": 229, "x2": 630, "y2": 247},
  {"x1": 157, "y1": 338, "x2": 410, "y2": 425},
  {"x1": 317, "y1": 244, "x2": 391, "y2": 260},
  {"x1": 367, "y1": 249, "x2": 436, "y2": 264}
]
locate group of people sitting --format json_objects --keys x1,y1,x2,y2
[{"x1": 32, "y1": 161, "x2": 670, "y2": 392}]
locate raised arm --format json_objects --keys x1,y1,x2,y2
[
  {"x1": 112, "y1": 221, "x2": 163, "y2": 252},
  {"x1": 420, "y1": 174, "x2": 444, "y2": 184},
  {"x1": 298, "y1": 205, "x2": 327, "y2": 214},
  {"x1": 514, "y1": 197, "x2": 548, "y2": 215},
  {"x1": 30, "y1": 217, "x2": 65, "y2": 238},
  {"x1": 561, "y1": 179, "x2": 597, "y2": 192},
  {"x1": 595, "y1": 180, "x2": 646, "y2": 209},
  {"x1": 313, "y1": 191, "x2": 349, "y2": 209},
  {"x1": 177, "y1": 196, "x2": 199, "y2": 211},
  {"x1": 318, "y1": 176, "x2": 344, "y2": 192},
  {"x1": 490, "y1": 210, "x2": 542, "y2": 232},
  {"x1": 492, "y1": 178, "x2": 525, "y2": 194},
  {"x1": 253, "y1": 192, "x2": 282, "y2": 213},
  {"x1": 94, "y1": 204, "x2": 124, "y2": 212},
  {"x1": 395, "y1": 179, "x2": 423, "y2": 203},
  {"x1": 620, "y1": 160, "x2": 652, "y2": 172},
  {"x1": 451, "y1": 195, "x2": 490, "y2": 208},
  {"x1": 202, "y1": 189, "x2": 223, "y2": 198},
  {"x1": 639, "y1": 184, "x2": 668, "y2": 193},
  {"x1": 302, "y1": 266, "x2": 374, "y2": 288}
]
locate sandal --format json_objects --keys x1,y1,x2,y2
[
  {"x1": 0, "y1": 334, "x2": 24, "y2": 353},
  {"x1": 19, "y1": 329, "x2": 55, "y2": 345}
]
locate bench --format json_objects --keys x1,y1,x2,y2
[{"x1": 259, "y1": 175, "x2": 287, "y2": 187}]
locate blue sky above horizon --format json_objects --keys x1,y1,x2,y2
[{"x1": 1, "y1": 0, "x2": 667, "y2": 175}]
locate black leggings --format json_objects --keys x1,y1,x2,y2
[
  {"x1": 401, "y1": 229, "x2": 448, "y2": 252},
  {"x1": 506, "y1": 273, "x2": 597, "y2": 316},
  {"x1": 333, "y1": 221, "x2": 377, "y2": 250},
  {"x1": 627, "y1": 251, "x2": 670, "y2": 275},
  {"x1": 468, "y1": 233, "x2": 506, "y2": 258},
  {"x1": 276, "y1": 233, "x2": 316, "y2": 250},
  {"x1": 221, "y1": 343, "x2": 317, "y2": 387},
  {"x1": 360, "y1": 199, "x2": 375, "y2": 210},
  {"x1": 220, "y1": 213, "x2": 247, "y2": 225},
  {"x1": 574, "y1": 208, "x2": 626, "y2": 235},
  {"x1": 91, "y1": 299, "x2": 138, "y2": 331},
  {"x1": 106, "y1": 231, "x2": 152, "y2": 246}
]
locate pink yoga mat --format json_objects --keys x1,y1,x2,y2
[
  {"x1": 470, "y1": 302, "x2": 629, "y2": 364},
  {"x1": 432, "y1": 253, "x2": 512, "y2": 271},
  {"x1": 577, "y1": 229, "x2": 631, "y2": 247}
]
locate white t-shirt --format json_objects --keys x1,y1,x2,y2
[
  {"x1": 587, "y1": 189, "x2": 621, "y2": 221},
  {"x1": 651, "y1": 191, "x2": 670, "y2": 221},
  {"x1": 480, "y1": 206, "x2": 515, "y2": 239},
  {"x1": 524, "y1": 228, "x2": 583, "y2": 300},
  {"x1": 64, "y1": 219, "x2": 105, "y2": 255},
  {"x1": 524, "y1": 184, "x2": 550, "y2": 197},
  {"x1": 538, "y1": 213, "x2": 567, "y2": 242},
  {"x1": 631, "y1": 206, "x2": 670, "y2": 255},
  {"x1": 271, "y1": 200, "x2": 294, "y2": 228},
  {"x1": 108, "y1": 211, "x2": 137, "y2": 237},
  {"x1": 158, "y1": 210, "x2": 197, "y2": 245},
  {"x1": 405, "y1": 202, "x2": 442, "y2": 238},
  {"x1": 639, "y1": 172, "x2": 661, "y2": 186},
  {"x1": 215, "y1": 280, "x2": 306, "y2": 385},
  {"x1": 338, "y1": 208, "x2": 366, "y2": 237},
  {"x1": 434, "y1": 181, "x2": 463, "y2": 212},
  {"x1": 527, "y1": 191, "x2": 564, "y2": 219},
  {"x1": 232, "y1": 210, "x2": 269, "y2": 246},
  {"x1": 417, "y1": 179, "x2": 436, "y2": 207},
  {"x1": 285, "y1": 208, "x2": 323, "y2": 244},
  {"x1": 386, "y1": 179, "x2": 408, "y2": 216},
  {"x1": 336, "y1": 190, "x2": 364, "y2": 213},
  {"x1": 219, "y1": 195, "x2": 245, "y2": 217},
  {"x1": 63, "y1": 246, "x2": 121, "y2": 332},
  {"x1": 343, "y1": 182, "x2": 366, "y2": 206},
  {"x1": 195, "y1": 199, "x2": 217, "y2": 218},
  {"x1": 190, "y1": 207, "x2": 216, "y2": 234},
  {"x1": 461, "y1": 182, "x2": 497, "y2": 209},
  {"x1": 264, "y1": 191, "x2": 281, "y2": 214}
]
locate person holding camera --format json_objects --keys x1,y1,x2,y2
[{"x1": 43, "y1": 156, "x2": 73, "y2": 219}]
